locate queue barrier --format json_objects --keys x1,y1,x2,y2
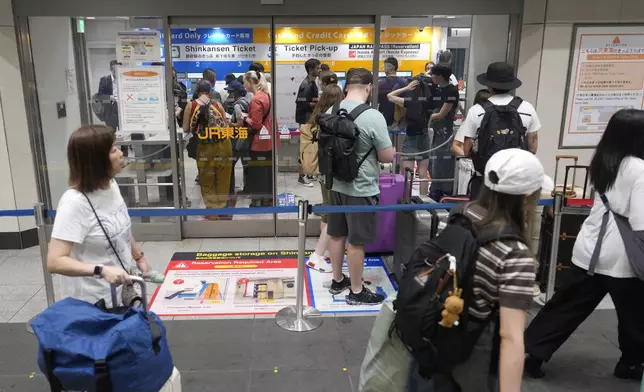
[{"x1": 1, "y1": 197, "x2": 556, "y2": 333}]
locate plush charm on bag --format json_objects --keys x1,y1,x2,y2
[{"x1": 439, "y1": 257, "x2": 464, "y2": 328}]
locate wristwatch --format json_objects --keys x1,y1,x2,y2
[{"x1": 93, "y1": 264, "x2": 104, "y2": 279}]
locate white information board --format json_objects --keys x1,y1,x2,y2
[
  {"x1": 116, "y1": 66, "x2": 168, "y2": 133},
  {"x1": 561, "y1": 25, "x2": 644, "y2": 148},
  {"x1": 117, "y1": 31, "x2": 161, "y2": 64}
]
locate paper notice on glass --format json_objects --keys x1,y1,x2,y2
[
  {"x1": 561, "y1": 26, "x2": 644, "y2": 148},
  {"x1": 117, "y1": 31, "x2": 161, "y2": 63},
  {"x1": 116, "y1": 66, "x2": 168, "y2": 133}
]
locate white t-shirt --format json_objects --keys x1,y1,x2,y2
[
  {"x1": 51, "y1": 180, "x2": 134, "y2": 306},
  {"x1": 572, "y1": 157, "x2": 644, "y2": 278},
  {"x1": 454, "y1": 94, "x2": 541, "y2": 143}
]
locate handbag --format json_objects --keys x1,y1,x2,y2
[
  {"x1": 82, "y1": 192, "x2": 143, "y2": 307},
  {"x1": 358, "y1": 301, "x2": 411, "y2": 392},
  {"x1": 236, "y1": 95, "x2": 271, "y2": 153},
  {"x1": 588, "y1": 194, "x2": 644, "y2": 281}
]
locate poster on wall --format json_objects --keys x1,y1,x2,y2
[
  {"x1": 116, "y1": 66, "x2": 168, "y2": 133},
  {"x1": 561, "y1": 25, "x2": 644, "y2": 148},
  {"x1": 117, "y1": 31, "x2": 161, "y2": 63}
]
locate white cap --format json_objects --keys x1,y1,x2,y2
[{"x1": 484, "y1": 149, "x2": 554, "y2": 196}]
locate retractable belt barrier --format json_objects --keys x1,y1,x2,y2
[{"x1": 3, "y1": 198, "x2": 554, "y2": 333}]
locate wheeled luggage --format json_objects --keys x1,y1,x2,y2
[
  {"x1": 392, "y1": 168, "x2": 449, "y2": 282},
  {"x1": 364, "y1": 170, "x2": 405, "y2": 254},
  {"x1": 32, "y1": 277, "x2": 176, "y2": 392},
  {"x1": 536, "y1": 160, "x2": 593, "y2": 295}
]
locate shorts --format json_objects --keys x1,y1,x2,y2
[
  {"x1": 402, "y1": 133, "x2": 430, "y2": 161},
  {"x1": 327, "y1": 191, "x2": 379, "y2": 245}
]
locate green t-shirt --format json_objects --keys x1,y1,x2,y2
[{"x1": 326, "y1": 100, "x2": 392, "y2": 197}]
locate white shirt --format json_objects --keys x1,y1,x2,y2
[
  {"x1": 572, "y1": 157, "x2": 644, "y2": 278},
  {"x1": 51, "y1": 180, "x2": 135, "y2": 306},
  {"x1": 111, "y1": 74, "x2": 118, "y2": 98},
  {"x1": 454, "y1": 94, "x2": 541, "y2": 143}
]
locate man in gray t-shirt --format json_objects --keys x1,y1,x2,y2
[{"x1": 325, "y1": 68, "x2": 394, "y2": 306}]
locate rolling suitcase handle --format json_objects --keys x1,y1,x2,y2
[
  {"x1": 402, "y1": 167, "x2": 413, "y2": 204},
  {"x1": 110, "y1": 276, "x2": 148, "y2": 309},
  {"x1": 563, "y1": 165, "x2": 593, "y2": 207},
  {"x1": 553, "y1": 155, "x2": 578, "y2": 197}
]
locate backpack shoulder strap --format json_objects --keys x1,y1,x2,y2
[
  {"x1": 480, "y1": 99, "x2": 496, "y2": 113},
  {"x1": 332, "y1": 102, "x2": 342, "y2": 115},
  {"x1": 347, "y1": 103, "x2": 371, "y2": 121},
  {"x1": 507, "y1": 96, "x2": 523, "y2": 110}
]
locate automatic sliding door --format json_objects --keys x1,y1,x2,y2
[
  {"x1": 272, "y1": 16, "x2": 376, "y2": 236},
  {"x1": 169, "y1": 17, "x2": 276, "y2": 237}
]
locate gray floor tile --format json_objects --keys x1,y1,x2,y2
[
  {"x1": 251, "y1": 333, "x2": 346, "y2": 371},
  {"x1": 0, "y1": 249, "x2": 19, "y2": 264},
  {"x1": 200, "y1": 238, "x2": 260, "y2": 252},
  {"x1": 337, "y1": 316, "x2": 375, "y2": 365},
  {"x1": 15, "y1": 246, "x2": 42, "y2": 258},
  {"x1": 0, "y1": 285, "x2": 42, "y2": 322},
  {"x1": 166, "y1": 320, "x2": 254, "y2": 371},
  {"x1": 258, "y1": 237, "x2": 300, "y2": 251},
  {"x1": 9, "y1": 287, "x2": 47, "y2": 323},
  {"x1": 141, "y1": 239, "x2": 203, "y2": 253},
  {"x1": 0, "y1": 375, "x2": 49, "y2": 392},
  {"x1": 181, "y1": 370, "x2": 250, "y2": 392},
  {"x1": 253, "y1": 317, "x2": 340, "y2": 343},
  {"x1": 0, "y1": 323, "x2": 41, "y2": 376},
  {"x1": 250, "y1": 369, "x2": 352, "y2": 392},
  {"x1": 0, "y1": 257, "x2": 44, "y2": 286}
]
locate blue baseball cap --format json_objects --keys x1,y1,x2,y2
[{"x1": 225, "y1": 81, "x2": 245, "y2": 93}]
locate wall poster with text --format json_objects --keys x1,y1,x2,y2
[{"x1": 561, "y1": 25, "x2": 644, "y2": 148}]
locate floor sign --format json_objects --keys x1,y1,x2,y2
[{"x1": 149, "y1": 251, "x2": 398, "y2": 317}]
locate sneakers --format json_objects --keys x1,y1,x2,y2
[
  {"x1": 329, "y1": 274, "x2": 351, "y2": 295},
  {"x1": 614, "y1": 360, "x2": 644, "y2": 380},
  {"x1": 298, "y1": 175, "x2": 314, "y2": 187},
  {"x1": 524, "y1": 354, "x2": 545, "y2": 379},
  {"x1": 346, "y1": 285, "x2": 385, "y2": 306},
  {"x1": 306, "y1": 253, "x2": 332, "y2": 273}
]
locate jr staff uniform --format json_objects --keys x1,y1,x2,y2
[
  {"x1": 454, "y1": 94, "x2": 540, "y2": 198},
  {"x1": 525, "y1": 156, "x2": 644, "y2": 371}
]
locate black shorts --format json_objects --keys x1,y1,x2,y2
[{"x1": 327, "y1": 191, "x2": 379, "y2": 245}]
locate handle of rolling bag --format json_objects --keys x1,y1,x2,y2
[
  {"x1": 553, "y1": 155, "x2": 578, "y2": 197},
  {"x1": 111, "y1": 277, "x2": 163, "y2": 354},
  {"x1": 403, "y1": 167, "x2": 413, "y2": 204}
]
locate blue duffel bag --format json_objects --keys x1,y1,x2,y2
[{"x1": 31, "y1": 278, "x2": 173, "y2": 392}]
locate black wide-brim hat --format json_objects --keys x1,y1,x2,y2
[{"x1": 477, "y1": 62, "x2": 522, "y2": 90}]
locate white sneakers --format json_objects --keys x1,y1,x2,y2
[{"x1": 306, "y1": 252, "x2": 332, "y2": 273}]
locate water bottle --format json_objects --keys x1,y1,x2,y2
[{"x1": 129, "y1": 268, "x2": 165, "y2": 284}]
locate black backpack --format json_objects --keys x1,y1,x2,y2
[
  {"x1": 471, "y1": 97, "x2": 527, "y2": 175},
  {"x1": 316, "y1": 103, "x2": 373, "y2": 189},
  {"x1": 393, "y1": 203, "x2": 525, "y2": 378}
]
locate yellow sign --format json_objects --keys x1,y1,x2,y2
[{"x1": 197, "y1": 127, "x2": 249, "y2": 140}]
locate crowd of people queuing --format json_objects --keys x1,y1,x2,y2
[{"x1": 67, "y1": 51, "x2": 642, "y2": 392}]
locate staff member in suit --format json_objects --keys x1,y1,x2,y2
[{"x1": 98, "y1": 60, "x2": 121, "y2": 132}]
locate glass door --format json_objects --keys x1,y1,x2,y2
[
  {"x1": 169, "y1": 17, "x2": 276, "y2": 237},
  {"x1": 272, "y1": 16, "x2": 377, "y2": 236}
]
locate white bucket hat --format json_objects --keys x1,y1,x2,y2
[{"x1": 484, "y1": 149, "x2": 554, "y2": 196}]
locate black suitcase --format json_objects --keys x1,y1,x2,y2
[
  {"x1": 392, "y1": 168, "x2": 449, "y2": 283},
  {"x1": 537, "y1": 162, "x2": 593, "y2": 293}
]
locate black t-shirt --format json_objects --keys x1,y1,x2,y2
[
  {"x1": 433, "y1": 84, "x2": 460, "y2": 131},
  {"x1": 404, "y1": 91, "x2": 430, "y2": 136},
  {"x1": 295, "y1": 78, "x2": 318, "y2": 125}
]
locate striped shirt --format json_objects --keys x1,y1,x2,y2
[
  {"x1": 461, "y1": 204, "x2": 537, "y2": 320},
  {"x1": 469, "y1": 239, "x2": 536, "y2": 320}
]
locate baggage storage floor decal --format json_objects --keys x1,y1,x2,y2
[{"x1": 149, "y1": 251, "x2": 398, "y2": 317}]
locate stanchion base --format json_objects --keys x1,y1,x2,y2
[
  {"x1": 275, "y1": 306, "x2": 323, "y2": 332},
  {"x1": 26, "y1": 317, "x2": 35, "y2": 334}
]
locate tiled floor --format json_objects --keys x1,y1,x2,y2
[
  {"x1": 0, "y1": 312, "x2": 637, "y2": 391},
  {"x1": 0, "y1": 237, "x2": 321, "y2": 323}
]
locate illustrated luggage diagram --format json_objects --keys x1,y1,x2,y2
[
  {"x1": 364, "y1": 170, "x2": 405, "y2": 254},
  {"x1": 164, "y1": 281, "x2": 224, "y2": 301},
  {"x1": 32, "y1": 277, "x2": 179, "y2": 392},
  {"x1": 235, "y1": 277, "x2": 296, "y2": 302},
  {"x1": 537, "y1": 156, "x2": 594, "y2": 294},
  {"x1": 392, "y1": 168, "x2": 449, "y2": 282}
]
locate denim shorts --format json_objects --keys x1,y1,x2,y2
[{"x1": 402, "y1": 133, "x2": 430, "y2": 161}]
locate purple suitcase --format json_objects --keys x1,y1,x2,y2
[{"x1": 364, "y1": 173, "x2": 405, "y2": 253}]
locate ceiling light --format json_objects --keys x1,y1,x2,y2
[
  {"x1": 446, "y1": 16, "x2": 456, "y2": 19},
  {"x1": 86, "y1": 17, "x2": 96, "y2": 20}
]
